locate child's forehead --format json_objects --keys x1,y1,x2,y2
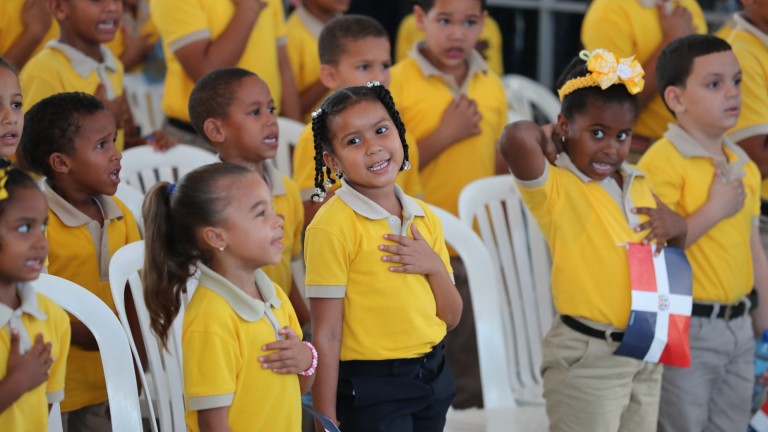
[
  {"x1": 339, "y1": 36, "x2": 391, "y2": 59},
  {"x1": 426, "y1": 0, "x2": 483, "y2": 15},
  {"x1": 688, "y1": 50, "x2": 740, "y2": 79},
  {"x1": 230, "y1": 76, "x2": 273, "y2": 105}
]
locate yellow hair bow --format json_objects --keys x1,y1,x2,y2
[
  {"x1": 558, "y1": 49, "x2": 645, "y2": 101},
  {"x1": 0, "y1": 166, "x2": 10, "y2": 202}
]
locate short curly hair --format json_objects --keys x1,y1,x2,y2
[
  {"x1": 189, "y1": 67, "x2": 257, "y2": 142},
  {"x1": 20, "y1": 92, "x2": 106, "y2": 178}
]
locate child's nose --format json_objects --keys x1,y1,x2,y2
[{"x1": 0, "y1": 107, "x2": 15, "y2": 125}]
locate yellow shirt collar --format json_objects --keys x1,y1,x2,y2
[
  {"x1": 196, "y1": 261, "x2": 282, "y2": 322},
  {"x1": 43, "y1": 181, "x2": 124, "y2": 227},
  {"x1": 46, "y1": 40, "x2": 119, "y2": 79},
  {"x1": 409, "y1": 41, "x2": 488, "y2": 94},
  {"x1": 664, "y1": 123, "x2": 748, "y2": 180},
  {"x1": 335, "y1": 177, "x2": 425, "y2": 220},
  {"x1": 293, "y1": 5, "x2": 327, "y2": 39},
  {"x1": 0, "y1": 282, "x2": 47, "y2": 354}
]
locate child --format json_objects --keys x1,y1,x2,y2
[
  {"x1": 498, "y1": 49, "x2": 687, "y2": 431},
  {"x1": 388, "y1": 0, "x2": 507, "y2": 408},
  {"x1": 0, "y1": 161, "x2": 70, "y2": 431},
  {"x1": 726, "y1": 0, "x2": 768, "y2": 334},
  {"x1": 306, "y1": 83, "x2": 462, "y2": 431},
  {"x1": 637, "y1": 34, "x2": 768, "y2": 431},
  {"x1": 18, "y1": 92, "x2": 142, "y2": 430},
  {"x1": 188, "y1": 67, "x2": 310, "y2": 326},
  {"x1": 581, "y1": 0, "x2": 707, "y2": 149},
  {"x1": 0, "y1": 59, "x2": 22, "y2": 158},
  {"x1": 151, "y1": 0, "x2": 301, "y2": 150},
  {"x1": 0, "y1": 0, "x2": 57, "y2": 70},
  {"x1": 291, "y1": 14, "x2": 422, "y2": 228},
  {"x1": 142, "y1": 163, "x2": 314, "y2": 431},
  {"x1": 286, "y1": 0, "x2": 350, "y2": 121}
]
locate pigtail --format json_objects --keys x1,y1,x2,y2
[
  {"x1": 369, "y1": 83, "x2": 410, "y2": 170},
  {"x1": 311, "y1": 109, "x2": 331, "y2": 202},
  {"x1": 142, "y1": 182, "x2": 197, "y2": 347}
]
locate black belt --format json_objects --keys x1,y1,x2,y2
[
  {"x1": 561, "y1": 315, "x2": 624, "y2": 342},
  {"x1": 167, "y1": 117, "x2": 197, "y2": 135},
  {"x1": 691, "y1": 301, "x2": 747, "y2": 321}
]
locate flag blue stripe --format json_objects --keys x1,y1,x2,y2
[
  {"x1": 664, "y1": 247, "x2": 693, "y2": 297},
  {"x1": 614, "y1": 310, "x2": 657, "y2": 359}
]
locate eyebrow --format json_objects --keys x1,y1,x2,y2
[{"x1": 250, "y1": 200, "x2": 268, "y2": 212}]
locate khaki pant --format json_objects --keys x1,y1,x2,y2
[
  {"x1": 62, "y1": 401, "x2": 111, "y2": 432},
  {"x1": 658, "y1": 314, "x2": 754, "y2": 432},
  {"x1": 542, "y1": 316, "x2": 663, "y2": 432}
]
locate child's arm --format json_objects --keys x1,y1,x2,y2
[
  {"x1": 0, "y1": 331, "x2": 53, "y2": 413},
  {"x1": 417, "y1": 95, "x2": 483, "y2": 169},
  {"x1": 258, "y1": 326, "x2": 314, "y2": 393},
  {"x1": 70, "y1": 322, "x2": 99, "y2": 350},
  {"x1": 632, "y1": 194, "x2": 688, "y2": 254},
  {"x1": 172, "y1": 0, "x2": 268, "y2": 82},
  {"x1": 683, "y1": 170, "x2": 746, "y2": 248},
  {"x1": 277, "y1": 45, "x2": 302, "y2": 121},
  {"x1": 310, "y1": 298, "x2": 343, "y2": 429},
  {"x1": 751, "y1": 226, "x2": 768, "y2": 335},
  {"x1": 497, "y1": 120, "x2": 553, "y2": 181},
  {"x1": 380, "y1": 224, "x2": 463, "y2": 329},
  {"x1": 197, "y1": 406, "x2": 230, "y2": 432},
  {"x1": 2, "y1": 0, "x2": 51, "y2": 69}
]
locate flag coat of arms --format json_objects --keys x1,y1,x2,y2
[
  {"x1": 750, "y1": 400, "x2": 768, "y2": 432},
  {"x1": 613, "y1": 244, "x2": 693, "y2": 367}
]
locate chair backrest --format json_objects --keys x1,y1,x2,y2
[
  {"x1": 428, "y1": 205, "x2": 518, "y2": 410},
  {"x1": 115, "y1": 183, "x2": 146, "y2": 233},
  {"x1": 32, "y1": 274, "x2": 143, "y2": 432},
  {"x1": 458, "y1": 176, "x2": 552, "y2": 403},
  {"x1": 120, "y1": 144, "x2": 218, "y2": 194},
  {"x1": 124, "y1": 73, "x2": 165, "y2": 136},
  {"x1": 109, "y1": 241, "x2": 187, "y2": 432},
  {"x1": 501, "y1": 74, "x2": 560, "y2": 124},
  {"x1": 274, "y1": 117, "x2": 305, "y2": 177}
]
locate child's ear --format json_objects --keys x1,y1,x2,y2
[
  {"x1": 49, "y1": 0, "x2": 68, "y2": 21},
  {"x1": 322, "y1": 151, "x2": 340, "y2": 174},
  {"x1": 200, "y1": 226, "x2": 226, "y2": 251},
  {"x1": 203, "y1": 118, "x2": 225, "y2": 144},
  {"x1": 49, "y1": 153, "x2": 71, "y2": 174},
  {"x1": 319, "y1": 64, "x2": 338, "y2": 90},
  {"x1": 414, "y1": 5, "x2": 427, "y2": 32},
  {"x1": 664, "y1": 85, "x2": 686, "y2": 115},
  {"x1": 556, "y1": 113, "x2": 569, "y2": 140}
]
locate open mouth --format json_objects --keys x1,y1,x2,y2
[
  {"x1": 263, "y1": 135, "x2": 278, "y2": 147},
  {"x1": 591, "y1": 161, "x2": 614, "y2": 175},
  {"x1": 0, "y1": 132, "x2": 18, "y2": 145},
  {"x1": 446, "y1": 47, "x2": 465, "y2": 59},
  {"x1": 368, "y1": 159, "x2": 390, "y2": 172},
  {"x1": 24, "y1": 258, "x2": 44, "y2": 272},
  {"x1": 97, "y1": 20, "x2": 118, "y2": 31},
  {"x1": 109, "y1": 168, "x2": 121, "y2": 184}
]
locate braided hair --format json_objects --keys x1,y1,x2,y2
[{"x1": 310, "y1": 82, "x2": 409, "y2": 202}]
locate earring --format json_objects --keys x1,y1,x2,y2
[
  {"x1": 324, "y1": 178, "x2": 333, "y2": 188},
  {"x1": 335, "y1": 170, "x2": 343, "y2": 179},
  {"x1": 402, "y1": 160, "x2": 412, "y2": 171},
  {"x1": 561, "y1": 136, "x2": 566, "y2": 144},
  {"x1": 218, "y1": 245, "x2": 225, "y2": 253}
]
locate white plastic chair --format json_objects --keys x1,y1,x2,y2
[
  {"x1": 33, "y1": 274, "x2": 143, "y2": 432},
  {"x1": 274, "y1": 116, "x2": 305, "y2": 177},
  {"x1": 458, "y1": 176, "x2": 552, "y2": 406},
  {"x1": 501, "y1": 74, "x2": 561, "y2": 124},
  {"x1": 115, "y1": 182, "x2": 146, "y2": 234},
  {"x1": 120, "y1": 144, "x2": 218, "y2": 194},
  {"x1": 109, "y1": 241, "x2": 187, "y2": 432},
  {"x1": 430, "y1": 205, "x2": 548, "y2": 431},
  {"x1": 124, "y1": 72, "x2": 165, "y2": 136}
]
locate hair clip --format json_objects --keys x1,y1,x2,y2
[
  {"x1": 324, "y1": 178, "x2": 333, "y2": 188},
  {"x1": 557, "y1": 49, "x2": 645, "y2": 101},
  {"x1": 166, "y1": 183, "x2": 176, "y2": 196},
  {"x1": 367, "y1": 81, "x2": 382, "y2": 88},
  {"x1": 311, "y1": 108, "x2": 323, "y2": 119},
  {"x1": 311, "y1": 188, "x2": 327, "y2": 203},
  {"x1": 0, "y1": 166, "x2": 10, "y2": 202}
]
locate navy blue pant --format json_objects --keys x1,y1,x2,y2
[{"x1": 336, "y1": 342, "x2": 456, "y2": 432}]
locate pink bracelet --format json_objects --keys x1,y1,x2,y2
[{"x1": 300, "y1": 341, "x2": 318, "y2": 376}]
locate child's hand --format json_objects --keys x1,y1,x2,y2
[
  {"x1": 707, "y1": 169, "x2": 746, "y2": 220},
  {"x1": 633, "y1": 195, "x2": 687, "y2": 254},
  {"x1": 657, "y1": 1, "x2": 695, "y2": 43},
  {"x1": 259, "y1": 326, "x2": 311, "y2": 374},
  {"x1": 380, "y1": 224, "x2": 446, "y2": 276},
  {"x1": 146, "y1": 131, "x2": 178, "y2": 152},
  {"x1": 21, "y1": 0, "x2": 52, "y2": 38},
  {"x1": 95, "y1": 83, "x2": 129, "y2": 129},
  {"x1": 232, "y1": 0, "x2": 268, "y2": 17},
  {"x1": 438, "y1": 95, "x2": 482, "y2": 145},
  {"x1": 541, "y1": 124, "x2": 562, "y2": 164},
  {"x1": 6, "y1": 330, "x2": 53, "y2": 393}
]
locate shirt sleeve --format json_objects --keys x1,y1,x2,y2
[
  {"x1": 46, "y1": 302, "x2": 71, "y2": 404},
  {"x1": 20, "y1": 64, "x2": 64, "y2": 113},
  {"x1": 184, "y1": 328, "x2": 238, "y2": 411},
  {"x1": 152, "y1": 0, "x2": 212, "y2": 53},
  {"x1": 304, "y1": 223, "x2": 351, "y2": 298},
  {"x1": 730, "y1": 45, "x2": 768, "y2": 142},
  {"x1": 581, "y1": 1, "x2": 635, "y2": 57},
  {"x1": 272, "y1": 0, "x2": 287, "y2": 44}
]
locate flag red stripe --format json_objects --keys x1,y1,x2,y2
[
  {"x1": 628, "y1": 244, "x2": 658, "y2": 293},
  {"x1": 658, "y1": 314, "x2": 691, "y2": 368}
]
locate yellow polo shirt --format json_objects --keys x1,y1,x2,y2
[
  {"x1": 20, "y1": 41, "x2": 126, "y2": 151},
  {"x1": 291, "y1": 122, "x2": 423, "y2": 201},
  {"x1": 150, "y1": 0, "x2": 287, "y2": 121},
  {"x1": 286, "y1": 6, "x2": 327, "y2": 123},
  {"x1": 0, "y1": 283, "x2": 70, "y2": 431},
  {"x1": 395, "y1": 14, "x2": 504, "y2": 76},
  {"x1": 0, "y1": 1, "x2": 59, "y2": 69},
  {"x1": 389, "y1": 44, "x2": 507, "y2": 216},
  {"x1": 305, "y1": 179, "x2": 451, "y2": 360},
  {"x1": 261, "y1": 163, "x2": 304, "y2": 294},
  {"x1": 517, "y1": 154, "x2": 656, "y2": 328},
  {"x1": 183, "y1": 263, "x2": 301, "y2": 432},
  {"x1": 43, "y1": 183, "x2": 141, "y2": 412},
  {"x1": 581, "y1": 0, "x2": 707, "y2": 140},
  {"x1": 726, "y1": 13, "x2": 768, "y2": 199},
  {"x1": 638, "y1": 124, "x2": 761, "y2": 303}
]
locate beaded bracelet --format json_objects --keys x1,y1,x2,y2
[{"x1": 300, "y1": 341, "x2": 318, "y2": 376}]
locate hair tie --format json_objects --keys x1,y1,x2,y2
[
  {"x1": 557, "y1": 49, "x2": 645, "y2": 101},
  {"x1": 311, "y1": 108, "x2": 323, "y2": 119},
  {"x1": 166, "y1": 183, "x2": 176, "y2": 196}
]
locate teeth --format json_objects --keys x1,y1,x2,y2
[{"x1": 369, "y1": 160, "x2": 389, "y2": 171}]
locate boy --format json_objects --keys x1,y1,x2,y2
[
  {"x1": 286, "y1": 0, "x2": 350, "y2": 121},
  {"x1": 637, "y1": 34, "x2": 768, "y2": 431},
  {"x1": 581, "y1": 0, "x2": 707, "y2": 149},
  {"x1": 0, "y1": 0, "x2": 57, "y2": 70},
  {"x1": 19, "y1": 92, "x2": 142, "y2": 430},
  {"x1": 151, "y1": 0, "x2": 301, "y2": 150},
  {"x1": 388, "y1": 0, "x2": 507, "y2": 408},
  {"x1": 189, "y1": 68, "x2": 310, "y2": 326},
  {"x1": 291, "y1": 14, "x2": 422, "y2": 227}
]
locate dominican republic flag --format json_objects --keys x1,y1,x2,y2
[
  {"x1": 750, "y1": 400, "x2": 768, "y2": 432},
  {"x1": 613, "y1": 244, "x2": 693, "y2": 367}
]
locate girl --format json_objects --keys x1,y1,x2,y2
[
  {"x1": 0, "y1": 59, "x2": 22, "y2": 158},
  {"x1": 306, "y1": 82, "x2": 462, "y2": 431},
  {"x1": 142, "y1": 163, "x2": 315, "y2": 432},
  {"x1": 498, "y1": 49, "x2": 687, "y2": 431},
  {"x1": 0, "y1": 160, "x2": 71, "y2": 430}
]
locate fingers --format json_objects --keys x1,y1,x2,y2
[
  {"x1": 9, "y1": 328, "x2": 20, "y2": 354},
  {"x1": 410, "y1": 224, "x2": 423, "y2": 240},
  {"x1": 94, "y1": 83, "x2": 107, "y2": 101},
  {"x1": 277, "y1": 326, "x2": 299, "y2": 340}
]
